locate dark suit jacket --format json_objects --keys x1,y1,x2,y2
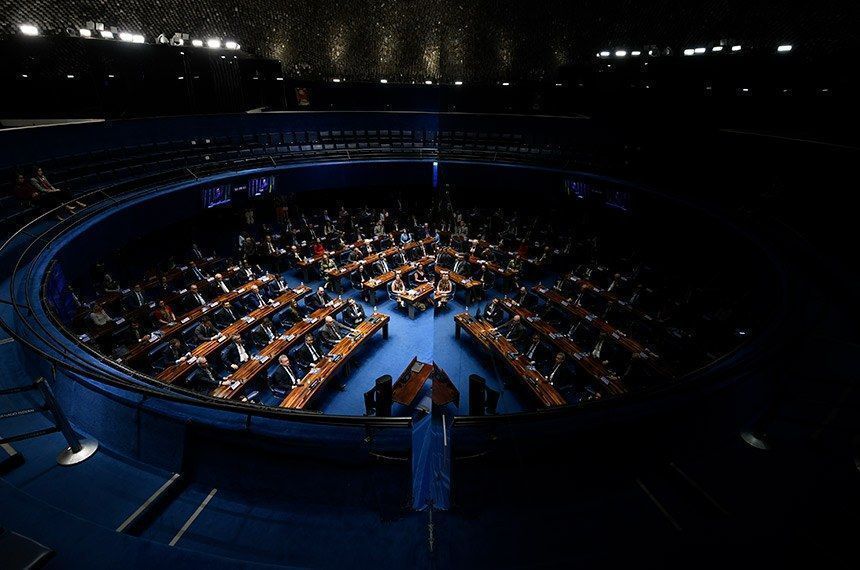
[
  {"x1": 194, "y1": 323, "x2": 217, "y2": 344},
  {"x1": 305, "y1": 291, "x2": 331, "y2": 309},
  {"x1": 294, "y1": 342, "x2": 324, "y2": 369},
  {"x1": 270, "y1": 364, "x2": 300, "y2": 392},
  {"x1": 343, "y1": 304, "x2": 366, "y2": 326},
  {"x1": 222, "y1": 342, "x2": 250, "y2": 368},
  {"x1": 188, "y1": 366, "x2": 220, "y2": 389}
]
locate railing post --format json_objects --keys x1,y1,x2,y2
[{"x1": 35, "y1": 377, "x2": 98, "y2": 465}]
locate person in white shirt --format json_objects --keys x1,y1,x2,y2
[
  {"x1": 89, "y1": 303, "x2": 111, "y2": 327},
  {"x1": 270, "y1": 354, "x2": 301, "y2": 391},
  {"x1": 187, "y1": 284, "x2": 207, "y2": 309},
  {"x1": 224, "y1": 334, "x2": 250, "y2": 370}
]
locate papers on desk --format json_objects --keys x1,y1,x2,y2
[
  {"x1": 179, "y1": 289, "x2": 188, "y2": 294},
  {"x1": 180, "y1": 266, "x2": 188, "y2": 271},
  {"x1": 148, "y1": 302, "x2": 156, "y2": 308},
  {"x1": 180, "y1": 317, "x2": 190, "y2": 324},
  {"x1": 271, "y1": 301, "x2": 281, "y2": 308},
  {"x1": 331, "y1": 354, "x2": 343, "y2": 362},
  {"x1": 187, "y1": 356, "x2": 198, "y2": 365},
  {"x1": 115, "y1": 317, "x2": 126, "y2": 325},
  {"x1": 561, "y1": 300, "x2": 570, "y2": 306},
  {"x1": 206, "y1": 277, "x2": 215, "y2": 282},
  {"x1": 229, "y1": 380, "x2": 241, "y2": 390},
  {"x1": 217, "y1": 335, "x2": 227, "y2": 343},
  {"x1": 242, "y1": 316, "x2": 255, "y2": 323},
  {"x1": 256, "y1": 355, "x2": 270, "y2": 363},
  {"x1": 506, "y1": 351, "x2": 518, "y2": 360},
  {"x1": 585, "y1": 314, "x2": 595, "y2": 321},
  {"x1": 260, "y1": 275, "x2": 270, "y2": 282},
  {"x1": 237, "y1": 288, "x2": 245, "y2": 294},
  {"x1": 79, "y1": 333, "x2": 91, "y2": 342},
  {"x1": 281, "y1": 333, "x2": 295, "y2": 341},
  {"x1": 121, "y1": 288, "x2": 131, "y2": 295},
  {"x1": 209, "y1": 301, "x2": 219, "y2": 307}
]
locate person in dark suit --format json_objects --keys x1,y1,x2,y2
[
  {"x1": 190, "y1": 243, "x2": 205, "y2": 260},
  {"x1": 187, "y1": 357, "x2": 229, "y2": 391},
  {"x1": 519, "y1": 333, "x2": 549, "y2": 366},
  {"x1": 372, "y1": 253, "x2": 392, "y2": 277},
  {"x1": 411, "y1": 266, "x2": 429, "y2": 287},
  {"x1": 211, "y1": 273, "x2": 231, "y2": 295},
  {"x1": 125, "y1": 284, "x2": 148, "y2": 310},
  {"x1": 268, "y1": 275, "x2": 290, "y2": 296},
  {"x1": 544, "y1": 352, "x2": 574, "y2": 388},
  {"x1": 513, "y1": 286, "x2": 537, "y2": 310},
  {"x1": 389, "y1": 248, "x2": 406, "y2": 267},
  {"x1": 270, "y1": 354, "x2": 302, "y2": 392},
  {"x1": 294, "y1": 333, "x2": 323, "y2": 371},
  {"x1": 187, "y1": 261, "x2": 208, "y2": 282},
  {"x1": 348, "y1": 247, "x2": 364, "y2": 262},
  {"x1": 194, "y1": 319, "x2": 218, "y2": 344},
  {"x1": 213, "y1": 301, "x2": 238, "y2": 328},
  {"x1": 451, "y1": 254, "x2": 471, "y2": 277},
  {"x1": 320, "y1": 315, "x2": 354, "y2": 347},
  {"x1": 243, "y1": 284, "x2": 269, "y2": 311},
  {"x1": 232, "y1": 261, "x2": 255, "y2": 286},
  {"x1": 159, "y1": 338, "x2": 188, "y2": 370},
  {"x1": 351, "y1": 261, "x2": 371, "y2": 291},
  {"x1": 155, "y1": 276, "x2": 174, "y2": 299},
  {"x1": 342, "y1": 299, "x2": 366, "y2": 327},
  {"x1": 251, "y1": 318, "x2": 277, "y2": 348},
  {"x1": 222, "y1": 334, "x2": 251, "y2": 370},
  {"x1": 184, "y1": 284, "x2": 207, "y2": 311},
  {"x1": 305, "y1": 286, "x2": 331, "y2": 310},
  {"x1": 495, "y1": 315, "x2": 526, "y2": 343},
  {"x1": 482, "y1": 299, "x2": 505, "y2": 326}
]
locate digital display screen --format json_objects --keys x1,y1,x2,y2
[
  {"x1": 202, "y1": 184, "x2": 232, "y2": 208},
  {"x1": 248, "y1": 175, "x2": 274, "y2": 198}
]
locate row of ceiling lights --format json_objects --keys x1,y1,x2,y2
[
  {"x1": 598, "y1": 44, "x2": 793, "y2": 58},
  {"x1": 18, "y1": 23, "x2": 240, "y2": 50}
]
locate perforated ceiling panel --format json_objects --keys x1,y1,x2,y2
[{"x1": 3, "y1": 1, "x2": 856, "y2": 82}]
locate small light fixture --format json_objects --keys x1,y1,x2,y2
[
  {"x1": 206, "y1": 38, "x2": 220, "y2": 49},
  {"x1": 79, "y1": 28, "x2": 92, "y2": 38},
  {"x1": 19, "y1": 24, "x2": 39, "y2": 36},
  {"x1": 100, "y1": 30, "x2": 114, "y2": 39},
  {"x1": 454, "y1": 80, "x2": 463, "y2": 85},
  {"x1": 379, "y1": 79, "x2": 388, "y2": 83},
  {"x1": 191, "y1": 39, "x2": 203, "y2": 47},
  {"x1": 777, "y1": 44, "x2": 792, "y2": 52},
  {"x1": 731, "y1": 45, "x2": 742, "y2": 52}
]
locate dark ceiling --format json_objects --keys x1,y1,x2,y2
[{"x1": 2, "y1": 1, "x2": 857, "y2": 82}]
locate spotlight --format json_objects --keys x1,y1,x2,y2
[
  {"x1": 379, "y1": 79, "x2": 388, "y2": 83},
  {"x1": 191, "y1": 39, "x2": 203, "y2": 47},
  {"x1": 79, "y1": 28, "x2": 92, "y2": 38},
  {"x1": 100, "y1": 30, "x2": 114, "y2": 39},
  {"x1": 119, "y1": 32, "x2": 133, "y2": 42},
  {"x1": 225, "y1": 40, "x2": 238, "y2": 50},
  {"x1": 712, "y1": 45, "x2": 723, "y2": 52},
  {"x1": 731, "y1": 45, "x2": 742, "y2": 52},
  {"x1": 631, "y1": 51, "x2": 641, "y2": 56},
  {"x1": 683, "y1": 48, "x2": 695, "y2": 56},
  {"x1": 425, "y1": 80, "x2": 433, "y2": 85},
  {"x1": 206, "y1": 38, "x2": 221, "y2": 49},
  {"x1": 132, "y1": 34, "x2": 144, "y2": 43},
  {"x1": 694, "y1": 47, "x2": 706, "y2": 54},
  {"x1": 599, "y1": 51, "x2": 610, "y2": 57},
  {"x1": 19, "y1": 24, "x2": 39, "y2": 36},
  {"x1": 177, "y1": 76, "x2": 184, "y2": 80},
  {"x1": 454, "y1": 80, "x2": 463, "y2": 85},
  {"x1": 332, "y1": 78, "x2": 341, "y2": 83},
  {"x1": 66, "y1": 74, "x2": 75, "y2": 79},
  {"x1": 615, "y1": 50, "x2": 627, "y2": 57},
  {"x1": 275, "y1": 77, "x2": 284, "y2": 81},
  {"x1": 777, "y1": 44, "x2": 792, "y2": 52},
  {"x1": 501, "y1": 82, "x2": 510, "y2": 86},
  {"x1": 107, "y1": 74, "x2": 115, "y2": 78},
  {"x1": 554, "y1": 82, "x2": 562, "y2": 86}
]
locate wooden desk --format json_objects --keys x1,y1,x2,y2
[
  {"x1": 326, "y1": 237, "x2": 434, "y2": 290},
  {"x1": 364, "y1": 255, "x2": 434, "y2": 305},
  {"x1": 398, "y1": 282, "x2": 435, "y2": 319},
  {"x1": 155, "y1": 285, "x2": 311, "y2": 385},
  {"x1": 560, "y1": 272, "x2": 655, "y2": 324},
  {"x1": 532, "y1": 285, "x2": 672, "y2": 378},
  {"x1": 210, "y1": 298, "x2": 348, "y2": 399},
  {"x1": 118, "y1": 274, "x2": 274, "y2": 365},
  {"x1": 279, "y1": 313, "x2": 390, "y2": 410},
  {"x1": 497, "y1": 299, "x2": 625, "y2": 396},
  {"x1": 439, "y1": 246, "x2": 515, "y2": 291},
  {"x1": 392, "y1": 357, "x2": 434, "y2": 406},
  {"x1": 454, "y1": 313, "x2": 566, "y2": 407},
  {"x1": 295, "y1": 234, "x2": 391, "y2": 281}
]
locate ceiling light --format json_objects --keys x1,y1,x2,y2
[
  {"x1": 777, "y1": 44, "x2": 792, "y2": 52},
  {"x1": 332, "y1": 78, "x2": 341, "y2": 83},
  {"x1": 615, "y1": 50, "x2": 627, "y2": 57},
  {"x1": 206, "y1": 38, "x2": 220, "y2": 49},
  {"x1": 712, "y1": 46, "x2": 723, "y2": 52},
  {"x1": 425, "y1": 80, "x2": 433, "y2": 85},
  {"x1": 119, "y1": 32, "x2": 133, "y2": 42},
  {"x1": 501, "y1": 82, "x2": 510, "y2": 86},
  {"x1": 694, "y1": 47, "x2": 706, "y2": 54},
  {"x1": 599, "y1": 51, "x2": 610, "y2": 57},
  {"x1": 683, "y1": 48, "x2": 695, "y2": 56},
  {"x1": 731, "y1": 45, "x2": 742, "y2": 52},
  {"x1": 100, "y1": 30, "x2": 114, "y2": 39},
  {"x1": 631, "y1": 51, "x2": 641, "y2": 56},
  {"x1": 19, "y1": 24, "x2": 39, "y2": 36},
  {"x1": 454, "y1": 80, "x2": 463, "y2": 85},
  {"x1": 132, "y1": 34, "x2": 144, "y2": 43},
  {"x1": 191, "y1": 39, "x2": 203, "y2": 47},
  {"x1": 380, "y1": 79, "x2": 388, "y2": 83},
  {"x1": 79, "y1": 28, "x2": 92, "y2": 38},
  {"x1": 225, "y1": 41, "x2": 238, "y2": 50}
]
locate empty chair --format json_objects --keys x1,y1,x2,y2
[
  {"x1": 468, "y1": 374, "x2": 487, "y2": 416},
  {"x1": 364, "y1": 375, "x2": 392, "y2": 417}
]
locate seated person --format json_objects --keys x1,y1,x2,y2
[
  {"x1": 294, "y1": 333, "x2": 324, "y2": 371},
  {"x1": 159, "y1": 338, "x2": 189, "y2": 369},
  {"x1": 222, "y1": 334, "x2": 251, "y2": 370},
  {"x1": 190, "y1": 242, "x2": 205, "y2": 260},
  {"x1": 513, "y1": 286, "x2": 538, "y2": 310},
  {"x1": 399, "y1": 229, "x2": 412, "y2": 245},
  {"x1": 268, "y1": 274, "x2": 290, "y2": 295},
  {"x1": 495, "y1": 314, "x2": 526, "y2": 343},
  {"x1": 212, "y1": 273, "x2": 231, "y2": 294},
  {"x1": 520, "y1": 333, "x2": 550, "y2": 366},
  {"x1": 319, "y1": 254, "x2": 337, "y2": 275},
  {"x1": 102, "y1": 273, "x2": 121, "y2": 294},
  {"x1": 342, "y1": 298, "x2": 366, "y2": 327},
  {"x1": 473, "y1": 264, "x2": 493, "y2": 298},
  {"x1": 125, "y1": 284, "x2": 148, "y2": 310},
  {"x1": 372, "y1": 253, "x2": 392, "y2": 276},
  {"x1": 270, "y1": 354, "x2": 302, "y2": 393},
  {"x1": 451, "y1": 254, "x2": 471, "y2": 276},
  {"x1": 213, "y1": 301, "x2": 239, "y2": 328},
  {"x1": 262, "y1": 235, "x2": 278, "y2": 255},
  {"x1": 279, "y1": 299, "x2": 305, "y2": 326},
  {"x1": 152, "y1": 300, "x2": 177, "y2": 326},
  {"x1": 411, "y1": 266, "x2": 429, "y2": 287},
  {"x1": 187, "y1": 356, "x2": 230, "y2": 391},
  {"x1": 389, "y1": 248, "x2": 406, "y2": 268},
  {"x1": 183, "y1": 284, "x2": 208, "y2": 311},
  {"x1": 31, "y1": 167, "x2": 80, "y2": 207},
  {"x1": 436, "y1": 249, "x2": 454, "y2": 268},
  {"x1": 288, "y1": 245, "x2": 303, "y2": 266},
  {"x1": 155, "y1": 276, "x2": 176, "y2": 299},
  {"x1": 305, "y1": 286, "x2": 331, "y2": 310},
  {"x1": 481, "y1": 299, "x2": 505, "y2": 326},
  {"x1": 311, "y1": 241, "x2": 325, "y2": 258},
  {"x1": 390, "y1": 272, "x2": 407, "y2": 307},
  {"x1": 124, "y1": 321, "x2": 149, "y2": 344},
  {"x1": 231, "y1": 261, "x2": 256, "y2": 286},
  {"x1": 320, "y1": 315, "x2": 354, "y2": 347},
  {"x1": 351, "y1": 261, "x2": 371, "y2": 290},
  {"x1": 194, "y1": 319, "x2": 219, "y2": 344},
  {"x1": 348, "y1": 247, "x2": 364, "y2": 262},
  {"x1": 506, "y1": 256, "x2": 523, "y2": 274},
  {"x1": 543, "y1": 352, "x2": 574, "y2": 388},
  {"x1": 242, "y1": 284, "x2": 269, "y2": 311},
  {"x1": 89, "y1": 303, "x2": 112, "y2": 327},
  {"x1": 187, "y1": 261, "x2": 208, "y2": 282},
  {"x1": 13, "y1": 173, "x2": 41, "y2": 206},
  {"x1": 251, "y1": 317, "x2": 277, "y2": 347},
  {"x1": 435, "y1": 272, "x2": 453, "y2": 308}
]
